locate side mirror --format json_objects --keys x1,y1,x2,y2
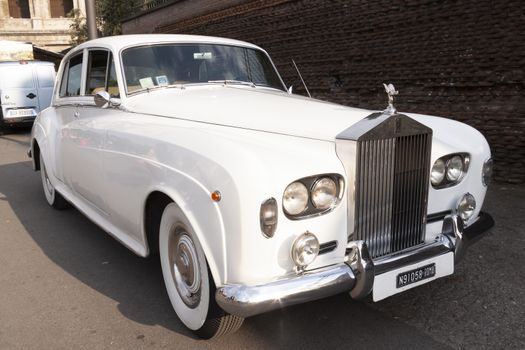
[
  {"x1": 287, "y1": 85, "x2": 293, "y2": 94},
  {"x1": 94, "y1": 90, "x2": 120, "y2": 108}
]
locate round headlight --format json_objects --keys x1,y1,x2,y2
[
  {"x1": 283, "y1": 181, "x2": 309, "y2": 215},
  {"x1": 482, "y1": 158, "x2": 493, "y2": 187},
  {"x1": 457, "y1": 193, "x2": 476, "y2": 222},
  {"x1": 311, "y1": 177, "x2": 337, "y2": 210},
  {"x1": 446, "y1": 155, "x2": 464, "y2": 182},
  {"x1": 431, "y1": 159, "x2": 446, "y2": 186},
  {"x1": 291, "y1": 232, "x2": 319, "y2": 269}
]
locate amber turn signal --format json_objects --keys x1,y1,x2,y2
[{"x1": 211, "y1": 190, "x2": 222, "y2": 202}]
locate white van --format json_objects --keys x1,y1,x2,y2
[{"x1": 0, "y1": 61, "x2": 56, "y2": 129}]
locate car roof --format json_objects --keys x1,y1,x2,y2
[{"x1": 73, "y1": 34, "x2": 262, "y2": 53}]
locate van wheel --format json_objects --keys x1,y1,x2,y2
[
  {"x1": 39, "y1": 153, "x2": 70, "y2": 209},
  {"x1": 159, "y1": 203, "x2": 244, "y2": 339}
]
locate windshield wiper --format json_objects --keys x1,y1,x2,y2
[
  {"x1": 137, "y1": 83, "x2": 186, "y2": 94},
  {"x1": 208, "y1": 80, "x2": 255, "y2": 87}
]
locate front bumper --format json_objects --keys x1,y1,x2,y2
[{"x1": 216, "y1": 212, "x2": 494, "y2": 318}]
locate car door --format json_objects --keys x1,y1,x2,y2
[
  {"x1": 65, "y1": 49, "x2": 116, "y2": 215},
  {"x1": 53, "y1": 52, "x2": 83, "y2": 184},
  {"x1": 0, "y1": 62, "x2": 40, "y2": 121},
  {"x1": 55, "y1": 49, "x2": 110, "y2": 215}
]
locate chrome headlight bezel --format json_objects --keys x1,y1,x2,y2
[
  {"x1": 311, "y1": 177, "x2": 338, "y2": 210},
  {"x1": 283, "y1": 174, "x2": 344, "y2": 220},
  {"x1": 291, "y1": 231, "x2": 320, "y2": 270},
  {"x1": 282, "y1": 181, "x2": 309, "y2": 216},
  {"x1": 260, "y1": 197, "x2": 278, "y2": 238},
  {"x1": 456, "y1": 193, "x2": 476, "y2": 223},
  {"x1": 430, "y1": 158, "x2": 446, "y2": 186},
  {"x1": 431, "y1": 153, "x2": 470, "y2": 189},
  {"x1": 482, "y1": 158, "x2": 493, "y2": 187},
  {"x1": 446, "y1": 155, "x2": 464, "y2": 182}
]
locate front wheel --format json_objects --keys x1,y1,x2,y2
[
  {"x1": 159, "y1": 203, "x2": 244, "y2": 339},
  {"x1": 39, "y1": 153, "x2": 70, "y2": 210}
]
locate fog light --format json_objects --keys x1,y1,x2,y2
[
  {"x1": 260, "y1": 198, "x2": 278, "y2": 238},
  {"x1": 291, "y1": 231, "x2": 319, "y2": 270},
  {"x1": 457, "y1": 193, "x2": 476, "y2": 222}
]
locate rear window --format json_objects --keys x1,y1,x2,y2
[{"x1": 0, "y1": 65, "x2": 34, "y2": 89}]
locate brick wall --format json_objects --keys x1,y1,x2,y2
[{"x1": 124, "y1": 0, "x2": 525, "y2": 183}]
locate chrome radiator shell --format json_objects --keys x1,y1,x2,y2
[{"x1": 336, "y1": 113, "x2": 432, "y2": 259}]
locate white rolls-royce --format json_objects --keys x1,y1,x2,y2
[{"x1": 29, "y1": 34, "x2": 494, "y2": 339}]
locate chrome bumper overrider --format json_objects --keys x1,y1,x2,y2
[{"x1": 216, "y1": 212, "x2": 494, "y2": 318}]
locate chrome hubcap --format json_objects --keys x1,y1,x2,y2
[{"x1": 169, "y1": 229, "x2": 201, "y2": 308}]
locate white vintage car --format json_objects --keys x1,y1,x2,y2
[{"x1": 30, "y1": 34, "x2": 494, "y2": 338}]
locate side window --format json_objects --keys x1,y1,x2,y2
[
  {"x1": 85, "y1": 50, "x2": 120, "y2": 98},
  {"x1": 86, "y1": 50, "x2": 109, "y2": 95},
  {"x1": 59, "y1": 54, "x2": 83, "y2": 97},
  {"x1": 107, "y1": 57, "x2": 119, "y2": 98}
]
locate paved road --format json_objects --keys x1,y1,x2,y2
[{"x1": 0, "y1": 129, "x2": 523, "y2": 350}]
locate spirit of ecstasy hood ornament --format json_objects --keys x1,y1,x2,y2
[{"x1": 383, "y1": 83, "x2": 399, "y2": 115}]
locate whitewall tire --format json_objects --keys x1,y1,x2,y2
[
  {"x1": 39, "y1": 153, "x2": 69, "y2": 210},
  {"x1": 159, "y1": 202, "x2": 243, "y2": 338}
]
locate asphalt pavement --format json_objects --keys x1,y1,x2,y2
[{"x1": 0, "y1": 129, "x2": 523, "y2": 350}]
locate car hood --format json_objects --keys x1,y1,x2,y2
[{"x1": 125, "y1": 85, "x2": 375, "y2": 141}]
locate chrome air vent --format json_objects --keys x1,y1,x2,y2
[{"x1": 336, "y1": 113, "x2": 432, "y2": 259}]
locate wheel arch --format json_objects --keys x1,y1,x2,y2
[
  {"x1": 142, "y1": 187, "x2": 226, "y2": 288},
  {"x1": 30, "y1": 118, "x2": 47, "y2": 172},
  {"x1": 32, "y1": 139, "x2": 41, "y2": 171}
]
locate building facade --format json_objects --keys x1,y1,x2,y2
[
  {"x1": 122, "y1": 0, "x2": 524, "y2": 184},
  {"x1": 0, "y1": 0, "x2": 85, "y2": 52}
]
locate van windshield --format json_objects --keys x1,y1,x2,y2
[
  {"x1": 121, "y1": 43, "x2": 285, "y2": 94},
  {"x1": 0, "y1": 65, "x2": 34, "y2": 89}
]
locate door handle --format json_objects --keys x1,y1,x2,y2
[
  {"x1": 74, "y1": 111, "x2": 80, "y2": 118},
  {"x1": 27, "y1": 93, "x2": 37, "y2": 99}
]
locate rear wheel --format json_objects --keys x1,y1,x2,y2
[
  {"x1": 39, "y1": 153, "x2": 70, "y2": 210},
  {"x1": 159, "y1": 203, "x2": 243, "y2": 339}
]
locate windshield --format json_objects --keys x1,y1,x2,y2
[{"x1": 121, "y1": 43, "x2": 285, "y2": 93}]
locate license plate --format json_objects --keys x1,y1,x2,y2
[
  {"x1": 8, "y1": 109, "x2": 35, "y2": 118},
  {"x1": 396, "y1": 263, "x2": 435, "y2": 288},
  {"x1": 373, "y1": 252, "x2": 454, "y2": 301}
]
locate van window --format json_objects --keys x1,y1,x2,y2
[
  {"x1": 86, "y1": 50, "x2": 109, "y2": 95},
  {"x1": 36, "y1": 67, "x2": 55, "y2": 88},
  {"x1": 0, "y1": 65, "x2": 34, "y2": 89},
  {"x1": 60, "y1": 54, "x2": 83, "y2": 97}
]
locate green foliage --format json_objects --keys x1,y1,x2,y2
[
  {"x1": 97, "y1": 0, "x2": 140, "y2": 37},
  {"x1": 67, "y1": 0, "x2": 141, "y2": 45},
  {"x1": 67, "y1": 9, "x2": 88, "y2": 46}
]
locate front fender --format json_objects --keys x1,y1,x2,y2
[{"x1": 109, "y1": 113, "x2": 349, "y2": 287}]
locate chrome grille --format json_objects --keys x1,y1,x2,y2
[{"x1": 355, "y1": 133, "x2": 432, "y2": 258}]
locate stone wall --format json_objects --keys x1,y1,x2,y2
[
  {"x1": 123, "y1": 0, "x2": 525, "y2": 183},
  {"x1": 0, "y1": 0, "x2": 85, "y2": 52}
]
